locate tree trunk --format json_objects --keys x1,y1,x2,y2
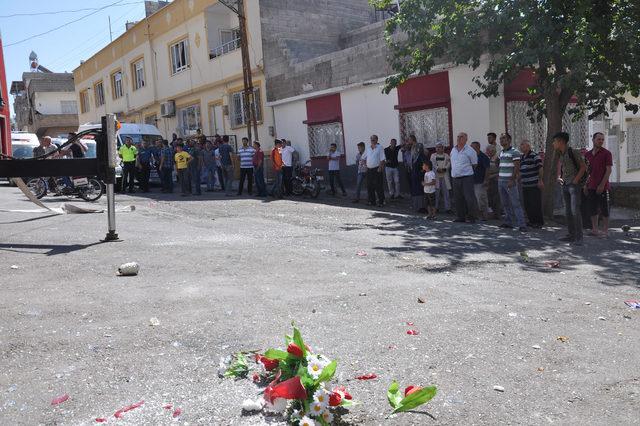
[{"x1": 542, "y1": 95, "x2": 564, "y2": 218}]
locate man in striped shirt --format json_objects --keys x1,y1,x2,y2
[
  {"x1": 237, "y1": 137, "x2": 256, "y2": 196},
  {"x1": 498, "y1": 133, "x2": 527, "y2": 232},
  {"x1": 519, "y1": 140, "x2": 544, "y2": 228}
]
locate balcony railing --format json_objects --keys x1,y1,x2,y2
[{"x1": 209, "y1": 38, "x2": 241, "y2": 59}]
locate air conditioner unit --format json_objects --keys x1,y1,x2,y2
[{"x1": 160, "y1": 100, "x2": 176, "y2": 117}]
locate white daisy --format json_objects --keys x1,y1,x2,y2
[
  {"x1": 307, "y1": 359, "x2": 324, "y2": 379},
  {"x1": 310, "y1": 401, "x2": 326, "y2": 417},
  {"x1": 313, "y1": 388, "x2": 329, "y2": 406},
  {"x1": 299, "y1": 416, "x2": 315, "y2": 426},
  {"x1": 321, "y1": 410, "x2": 334, "y2": 423}
]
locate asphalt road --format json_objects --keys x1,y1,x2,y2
[{"x1": 0, "y1": 183, "x2": 639, "y2": 425}]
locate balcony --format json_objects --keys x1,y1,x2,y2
[{"x1": 209, "y1": 37, "x2": 241, "y2": 60}]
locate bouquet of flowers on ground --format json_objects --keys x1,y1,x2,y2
[{"x1": 251, "y1": 325, "x2": 353, "y2": 425}]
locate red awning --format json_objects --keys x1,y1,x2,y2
[
  {"x1": 304, "y1": 93, "x2": 342, "y2": 125},
  {"x1": 395, "y1": 72, "x2": 450, "y2": 112}
]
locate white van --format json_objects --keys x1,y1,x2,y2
[
  {"x1": 4, "y1": 132, "x2": 40, "y2": 185},
  {"x1": 77, "y1": 122, "x2": 164, "y2": 187}
]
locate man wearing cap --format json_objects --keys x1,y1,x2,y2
[{"x1": 118, "y1": 137, "x2": 138, "y2": 193}]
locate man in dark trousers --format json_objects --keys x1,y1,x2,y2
[
  {"x1": 136, "y1": 139, "x2": 153, "y2": 192},
  {"x1": 118, "y1": 136, "x2": 138, "y2": 193},
  {"x1": 364, "y1": 134, "x2": 386, "y2": 207}
]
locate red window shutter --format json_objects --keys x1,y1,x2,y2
[
  {"x1": 396, "y1": 71, "x2": 450, "y2": 112},
  {"x1": 304, "y1": 93, "x2": 342, "y2": 125}
]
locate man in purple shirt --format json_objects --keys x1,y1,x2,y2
[{"x1": 584, "y1": 132, "x2": 613, "y2": 237}]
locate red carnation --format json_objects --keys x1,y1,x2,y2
[
  {"x1": 264, "y1": 371, "x2": 307, "y2": 404},
  {"x1": 333, "y1": 385, "x2": 352, "y2": 400},
  {"x1": 287, "y1": 343, "x2": 304, "y2": 358},
  {"x1": 256, "y1": 355, "x2": 279, "y2": 371},
  {"x1": 329, "y1": 392, "x2": 342, "y2": 407},
  {"x1": 404, "y1": 385, "x2": 422, "y2": 396}
]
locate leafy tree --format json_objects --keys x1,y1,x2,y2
[{"x1": 372, "y1": 0, "x2": 640, "y2": 214}]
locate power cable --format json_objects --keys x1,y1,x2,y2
[
  {"x1": 0, "y1": 1, "x2": 144, "y2": 18},
  {"x1": 5, "y1": 0, "x2": 126, "y2": 47}
]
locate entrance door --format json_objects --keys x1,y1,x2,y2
[{"x1": 209, "y1": 103, "x2": 224, "y2": 136}]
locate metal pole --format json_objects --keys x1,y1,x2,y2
[
  {"x1": 109, "y1": 16, "x2": 113, "y2": 42},
  {"x1": 104, "y1": 114, "x2": 119, "y2": 241}
]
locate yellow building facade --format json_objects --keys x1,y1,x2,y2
[{"x1": 73, "y1": 0, "x2": 270, "y2": 144}]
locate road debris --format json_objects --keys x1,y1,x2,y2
[
  {"x1": 117, "y1": 262, "x2": 139, "y2": 276},
  {"x1": 172, "y1": 407, "x2": 182, "y2": 418},
  {"x1": 406, "y1": 330, "x2": 420, "y2": 335},
  {"x1": 242, "y1": 398, "x2": 264, "y2": 412},
  {"x1": 417, "y1": 297, "x2": 426, "y2": 303},
  {"x1": 95, "y1": 418, "x2": 107, "y2": 423},
  {"x1": 356, "y1": 251, "x2": 368, "y2": 257},
  {"x1": 114, "y1": 400, "x2": 144, "y2": 419},
  {"x1": 355, "y1": 373, "x2": 378, "y2": 380},
  {"x1": 406, "y1": 321, "x2": 414, "y2": 326},
  {"x1": 51, "y1": 394, "x2": 69, "y2": 405},
  {"x1": 149, "y1": 317, "x2": 160, "y2": 326},
  {"x1": 493, "y1": 385, "x2": 505, "y2": 392},
  {"x1": 163, "y1": 404, "x2": 173, "y2": 410},
  {"x1": 359, "y1": 293, "x2": 367, "y2": 296},
  {"x1": 544, "y1": 260, "x2": 560, "y2": 268},
  {"x1": 598, "y1": 316, "x2": 606, "y2": 321},
  {"x1": 557, "y1": 336, "x2": 569, "y2": 343},
  {"x1": 624, "y1": 300, "x2": 640, "y2": 310},
  {"x1": 10, "y1": 265, "x2": 19, "y2": 270},
  {"x1": 532, "y1": 345, "x2": 541, "y2": 349},
  {"x1": 585, "y1": 302, "x2": 592, "y2": 306}
]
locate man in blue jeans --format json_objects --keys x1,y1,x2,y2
[
  {"x1": 497, "y1": 133, "x2": 527, "y2": 232},
  {"x1": 553, "y1": 132, "x2": 587, "y2": 246}
]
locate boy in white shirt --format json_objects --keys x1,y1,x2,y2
[{"x1": 422, "y1": 160, "x2": 437, "y2": 220}]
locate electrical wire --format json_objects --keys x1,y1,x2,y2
[
  {"x1": 0, "y1": 1, "x2": 145, "y2": 18},
  {"x1": 4, "y1": 0, "x2": 127, "y2": 47}
]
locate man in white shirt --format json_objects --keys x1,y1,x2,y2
[
  {"x1": 280, "y1": 142, "x2": 295, "y2": 196},
  {"x1": 450, "y1": 132, "x2": 479, "y2": 223},
  {"x1": 363, "y1": 134, "x2": 386, "y2": 206},
  {"x1": 326, "y1": 143, "x2": 346, "y2": 196}
]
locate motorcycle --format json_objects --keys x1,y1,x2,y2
[
  {"x1": 291, "y1": 160, "x2": 324, "y2": 198},
  {"x1": 26, "y1": 176, "x2": 104, "y2": 202}
]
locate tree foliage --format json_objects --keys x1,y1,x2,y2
[{"x1": 372, "y1": 0, "x2": 640, "y2": 120}]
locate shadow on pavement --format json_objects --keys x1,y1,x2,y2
[{"x1": 0, "y1": 241, "x2": 107, "y2": 256}]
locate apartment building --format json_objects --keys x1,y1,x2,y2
[{"x1": 73, "y1": 0, "x2": 271, "y2": 145}]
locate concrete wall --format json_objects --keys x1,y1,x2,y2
[{"x1": 33, "y1": 92, "x2": 77, "y2": 115}]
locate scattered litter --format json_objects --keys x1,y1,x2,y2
[
  {"x1": 355, "y1": 373, "x2": 378, "y2": 380},
  {"x1": 621, "y1": 225, "x2": 631, "y2": 235},
  {"x1": 417, "y1": 297, "x2": 426, "y2": 304},
  {"x1": 624, "y1": 300, "x2": 640, "y2": 310},
  {"x1": 545, "y1": 260, "x2": 560, "y2": 268},
  {"x1": 388, "y1": 345, "x2": 397, "y2": 350},
  {"x1": 172, "y1": 408, "x2": 182, "y2": 418},
  {"x1": 557, "y1": 336, "x2": 569, "y2": 343},
  {"x1": 10, "y1": 265, "x2": 19, "y2": 270},
  {"x1": 163, "y1": 404, "x2": 173, "y2": 410},
  {"x1": 359, "y1": 293, "x2": 367, "y2": 296},
  {"x1": 623, "y1": 314, "x2": 632, "y2": 319},
  {"x1": 508, "y1": 312, "x2": 518, "y2": 317},
  {"x1": 117, "y1": 262, "x2": 139, "y2": 276},
  {"x1": 311, "y1": 308, "x2": 317, "y2": 314},
  {"x1": 537, "y1": 367, "x2": 545, "y2": 372},
  {"x1": 406, "y1": 330, "x2": 420, "y2": 336},
  {"x1": 598, "y1": 316, "x2": 606, "y2": 321},
  {"x1": 559, "y1": 272, "x2": 566, "y2": 275},
  {"x1": 242, "y1": 398, "x2": 264, "y2": 412},
  {"x1": 51, "y1": 394, "x2": 69, "y2": 405},
  {"x1": 584, "y1": 302, "x2": 592, "y2": 306},
  {"x1": 406, "y1": 322, "x2": 414, "y2": 326},
  {"x1": 252, "y1": 372, "x2": 261, "y2": 383},
  {"x1": 320, "y1": 249, "x2": 330, "y2": 253},
  {"x1": 114, "y1": 400, "x2": 144, "y2": 419},
  {"x1": 95, "y1": 418, "x2": 107, "y2": 423},
  {"x1": 493, "y1": 385, "x2": 505, "y2": 392},
  {"x1": 519, "y1": 251, "x2": 531, "y2": 263},
  {"x1": 339, "y1": 272, "x2": 348, "y2": 276},
  {"x1": 172, "y1": 341, "x2": 181, "y2": 347},
  {"x1": 532, "y1": 345, "x2": 541, "y2": 350},
  {"x1": 149, "y1": 317, "x2": 161, "y2": 326},
  {"x1": 356, "y1": 251, "x2": 368, "y2": 257}
]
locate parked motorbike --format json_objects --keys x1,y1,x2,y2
[
  {"x1": 26, "y1": 176, "x2": 104, "y2": 202},
  {"x1": 291, "y1": 160, "x2": 323, "y2": 198}
]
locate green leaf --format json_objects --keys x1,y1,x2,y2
[
  {"x1": 263, "y1": 349, "x2": 289, "y2": 360},
  {"x1": 393, "y1": 386, "x2": 437, "y2": 413},
  {"x1": 315, "y1": 360, "x2": 337, "y2": 384},
  {"x1": 387, "y1": 381, "x2": 402, "y2": 409},
  {"x1": 223, "y1": 352, "x2": 249, "y2": 379},
  {"x1": 292, "y1": 327, "x2": 306, "y2": 357},
  {"x1": 284, "y1": 334, "x2": 293, "y2": 346},
  {"x1": 340, "y1": 398, "x2": 354, "y2": 407}
]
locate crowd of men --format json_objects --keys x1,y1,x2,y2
[{"x1": 117, "y1": 127, "x2": 613, "y2": 247}]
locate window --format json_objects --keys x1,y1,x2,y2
[
  {"x1": 170, "y1": 38, "x2": 190, "y2": 75},
  {"x1": 94, "y1": 81, "x2": 105, "y2": 107},
  {"x1": 112, "y1": 71, "x2": 123, "y2": 99},
  {"x1": 61, "y1": 100, "x2": 78, "y2": 114},
  {"x1": 210, "y1": 28, "x2": 241, "y2": 58},
  {"x1": 308, "y1": 122, "x2": 344, "y2": 158},
  {"x1": 144, "y1": 114, "x2": 157, "y2": 126},
  {"x1": 177, "y1": 104, "x2": 201, "y2": 136},
  {"x1": 132, "y1": 59, "x2": 145, "y2": 90},
  {"x1": 627, "y1": 122, "x2": 640, "y2": 171},
  {"x1": 229, "y1": 87, "x2": 262, "y2": 128},
  {"x1": 399, "y1": 107, "x2": 450, "y2": 149},
  {"x1": 80, "y1": 90, "x2": 90, "y2": 113}
]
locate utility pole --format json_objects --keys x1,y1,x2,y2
[
  {"x1": 218, "y1": 0, "x2": 259, "y2": 142},
  {"x1": 109, "y1": 16, "x2": 113, "y2": 42}
]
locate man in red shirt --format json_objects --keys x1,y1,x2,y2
[
  {"x1": 584, "y1": 132, "x2": 613, "y2": 237},
  {"x1": 253, "y1": 141, "x2": 267, "y2": 197}
]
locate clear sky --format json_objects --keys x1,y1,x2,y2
[{"x1": 1, "y1": 0, "x2": 153, "y2": 115}]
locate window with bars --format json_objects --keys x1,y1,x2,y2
[
  {"x1": 79, "y1": 90, "x2": 89, "y2": 113},
  {"x1": 399, "y1": 107, "x2": 450, "y2": 149},
  {"x1": 307, "y1": 122, "x2": 344, "y2": 158},
  {"x1": 132, "y1": 59, "x2": 145, "y2": 90},
  {"x1": 627, "y1": 122, "x2": 640, "y2": 171},
  {"x1": 178, "y1": 104, "x2": 201, "y2": 136},
  {"x1": 112, "y1": 71, "x2": 123, "y2": 99},
  {"x1": 94, "y1": 81, "x2": 105, "y2": 107},
  {"x1": 170, "y1": 38, "x2": 190, "y2": 75},
  {"x1": 506, "y1": 101, "x2": 589, "y2": 152},
  {"x1": 229, "y1": 87, "x2": 262, "y2": 128},
  {"x1": 60, "y1": 100, "x2": 77, "y2": 114}
]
